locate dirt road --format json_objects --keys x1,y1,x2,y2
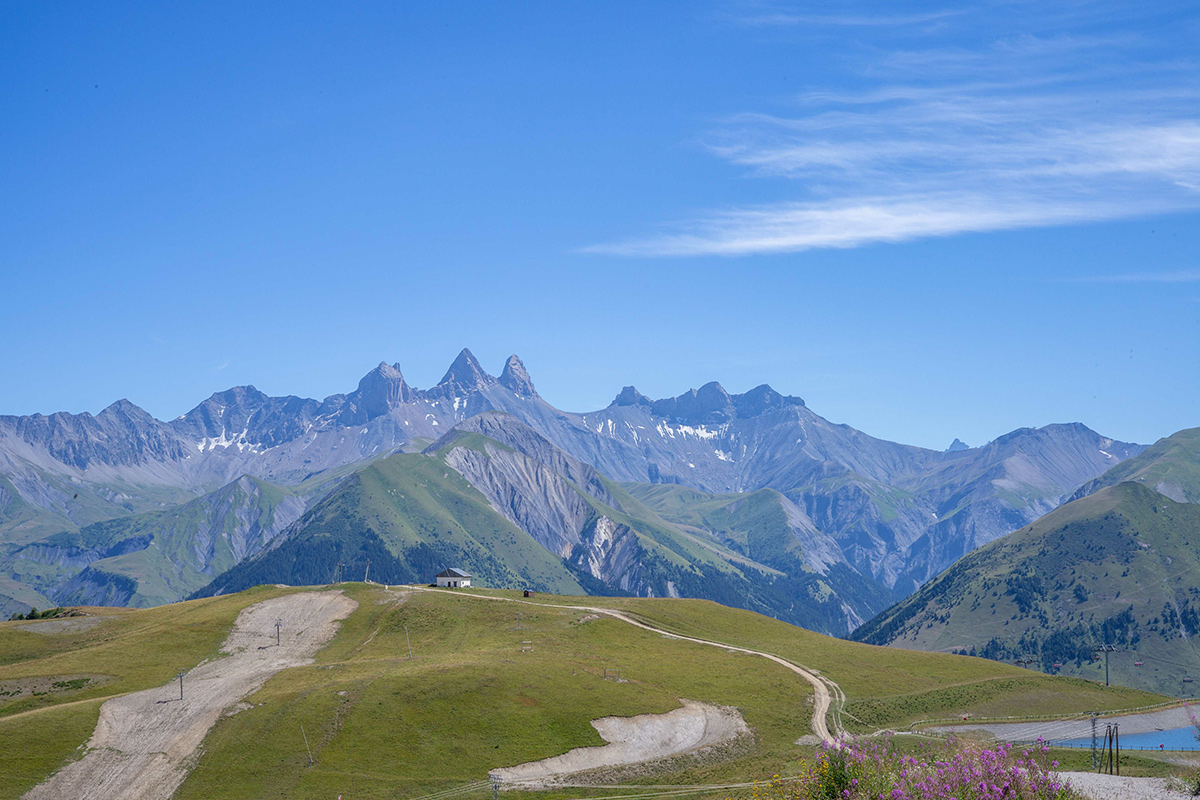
[
  {"x1": 409, "y1": 587, "x2": 839, "y2": 742},
  {"x1": 22, "y1": 590, "x2": 356, "y2": 800}
]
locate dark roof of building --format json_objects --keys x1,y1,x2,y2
[{"x1": 436, "y1": 568, "x2": 472, "y2": 578}]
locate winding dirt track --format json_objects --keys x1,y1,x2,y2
[
  {"x1": 409, "y1": 587, "x2": 839, "y2": 742},
  {"x1": 21, "y1": 590, "x2": 356, "y2": 800}
]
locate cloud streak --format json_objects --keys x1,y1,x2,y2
[{"x1": 591, "y1": 4, "x2": 1200, "y2": 257}]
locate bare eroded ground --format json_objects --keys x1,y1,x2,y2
[
  {"x1": 490, "y1": 700, "x2": 749, "y2": 787},
  {"x1": 22, "y1": 590, "x2": 356, "y2": 800}
]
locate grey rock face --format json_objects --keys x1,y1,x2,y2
[
  {"x1": 434, "y1": 413, "x2": 623, "y2": 560},
  {"x1": 611, "y1": 386, "x2": 652, "y2": 408},
  {"x1": 428, "y1": 348, "x2": 497, "y2": 399},
  {"x1": 1, "y1": 399, "x2": 188, "y2": 470},
  {"x1": 499, "y1": 355, "x2": 538, "y2": 398},
  {"x1": 337, "y1": 362, "x2": 414, "y2": 424}
]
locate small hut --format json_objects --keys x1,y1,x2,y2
[{"x1": 435, "y1": 568, "x2": 472, "y2": 588}]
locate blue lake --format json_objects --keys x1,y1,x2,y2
[{"x1": 1056, "y1": 724, "x2": 1200, "y2": 751}]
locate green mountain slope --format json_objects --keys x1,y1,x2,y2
[
  {"x1": 853, "y1": 481, "x2": 1200, "y2": 695},
  {"x1": 195, "y1": 452, "x2": 589, "y2": 596},
  {"x1": 1074, "y1": 427, "x2": 1200, "y2": 504}
]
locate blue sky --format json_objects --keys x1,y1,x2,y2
[{"x1": 1, "y1": 1, "x2": 1197, "y2": 450}]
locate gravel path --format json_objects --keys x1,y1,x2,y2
[
  {"x1": 1060, "y1": 771, "x2": 1192, "y2": 799},
  {"x1": 22, "y1": 590, "x2": 357, "y2": 800}
]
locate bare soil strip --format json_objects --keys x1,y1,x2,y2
[
  {"x1": 21, "y1": 590, "x2": 357, "y2": 800},
  {"x1": 491, "y1": 700, "x2": 749, "y2": 786},
  {"x1": 409, "y1": 587, "x2": 838, "y2": 742}
]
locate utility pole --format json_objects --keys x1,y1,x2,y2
[
  {"x1": 405, "y1": 625, "x2": 412, "y2": 660},
  {"x1": 301, "y1": 724, "x2": 314, "y2": 766},
  {"x1": 364, "y1": 558, "x2": 371, "y2": 584},
  {"x1": 275, "y1": 618, "x2": 283, "y2": 646},
  {"x1": 333, "y1": 560, "x2": 345, "y2": 583},
  {"x1": 516, "y1": 612, "x2": 523, "y2": 631},
  {"x1": 1090, "y1": 713, "x2": 1099, "y2": 770},
  {"x1": 1094, "y1": 644, "x2": 1121, "y2": 686},
  {"x1": 176, "y1": 668, "x2": 186, "y2": 701}
]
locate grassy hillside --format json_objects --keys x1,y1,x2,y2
[
  {"x1": 509, "y1": 592, "x2": 1165, "y2": 730},
  {"x1": 853, "y1": 481, "x2": 1200, "y2": 696},
  {"x1": 0, "y1": 584, "x2": 1169, "y2": 800},
  {"x1": 1078, "y1": 427, "x2": 1200, "y2": 504}
]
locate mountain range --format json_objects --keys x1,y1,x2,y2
[
  {"x1": 0, "y1": 349, "x2": 1147, "y2": 634},
  {"x1": 852, "y1": 428, "x2": 1200, "y2": 695}
]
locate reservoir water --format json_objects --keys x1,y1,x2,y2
[{"x1": 1056, "y1": 724, "x2": 1200, "y2": 751}]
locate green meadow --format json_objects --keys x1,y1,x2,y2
[{"x1": 0, "y1": 584, "x2": 1175, "y2": 799}]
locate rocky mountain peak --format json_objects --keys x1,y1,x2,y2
[
  {"x1": 349, "y1": 361, "x2": 413, "y2": 420},
  {"x1": 732, "y1": 384, "x2": 805, "y2": 417},
  {"x1": 651, "y1": 381, "x2": 735, "y2": 425},
  {"x1": 98, "y1": 398, "x2": 153, "y2": 420},
  {"x1": 611, "y1": 386, "x2": 651, "y2": 408},
  {"x1": 435, "y1": 348, "x2": 496, "y2": 395},
  {"x1": 498, "y1": 354, "x2": 538, "y2": 398},
  {"x1": 946, "y1": 438, "x2": 970, "y2": 452}
]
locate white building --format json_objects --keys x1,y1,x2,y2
[{"x1": 435, "y1": 568, "x2": 472, "y2": 588}]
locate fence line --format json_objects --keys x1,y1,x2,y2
[{"x1": 908, "y1": 696, "x2": 1197, "y2": 732}]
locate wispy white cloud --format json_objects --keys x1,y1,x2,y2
[
  {"x1": 591, "y1": 3, "x2": 1200, "y2": 257},
  {"x1": 589, "y1": 193, "x2": 1170, "y2": 257}
]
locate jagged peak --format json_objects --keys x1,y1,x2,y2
[
  {"x1": 349, "y1": 359, "x2": 413, "y2": 418},
  {"x1": 498, "y1": 354, "x2": 538, "y2": 398},
  {"x1": 361, "y1": 361, "x2": 404, "y2": 383},
  {"x1": 102, "y1": 398, "x2": 139, "y2": 413},
  {"x1": 611, "y1": 386, "x2": 651, "y2": 408},
  {"x1": 98, "y1": 398, "x2": 153, "y2": 419},
  {"x1": 436, "y1": 348, "x2": 496, "y2": 392},
  {"x1": 206, "y1": 385, "x2": 270, "y2": 405},
  {"x1": 946, "y1": 438, "x2": 970, "y2": 452},
  {"x1": 698, "y1": 380, "x2": 730, "y2": 398},
  {"x1": 733, "y1": 384, "x2": 805, "y2": 415}
]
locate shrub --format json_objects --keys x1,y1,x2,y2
[{"x1": 751, "y1": 736, "x2": 1073, "y2": 800}]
